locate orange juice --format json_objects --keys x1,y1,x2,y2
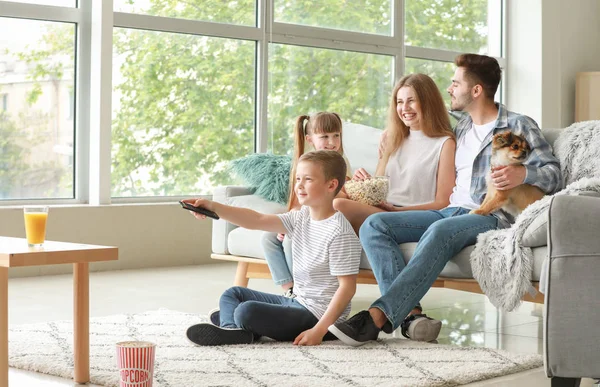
[{"x1": 24, "y1": 212, "x2": 48, "y2": 245}]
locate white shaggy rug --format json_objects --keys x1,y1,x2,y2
[{"x1": 8, "y1": 309, "x2": 542, "y2": 387}]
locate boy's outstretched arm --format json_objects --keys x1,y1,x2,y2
[
  {"x1": 182, "y1": 198, "x2": 286, "y2": 234},
  {"x1": 293, "y1": 275, "x2": 357, "y2": 346}
]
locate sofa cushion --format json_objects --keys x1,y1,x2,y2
[
  {"x1": 359, "y1": 243, "x2": 548, "y2": 281},
  {"x1": 521, "y1": 191, "x2": 600, "y2": 248},
  {"x1": 228, "y1": 228, "x2": 268, "y2": 259},
  {"x1": 541, "y1": 128, "x2": 562, "y2": 148},
  {"x1": 227, "y1": 194, "x2": 286, "y2": 214},
  {"x1": 343, "y1": 122, "x2": 382, "y2": 175},
  {"x1": 219, "y1": 195, "x2": 286, "y2": 256},
  {"x1": 230, "y1": 153, "x2": 291, "y2": 205},
  {"x1": 521, "y1": 211, "x2": 549, "y2": 248},
  {"x1": 342, "y1": 127, "x2": 555, "y2": 176}
]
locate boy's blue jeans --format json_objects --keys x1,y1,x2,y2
[
  {"x1": 360, "y1": 207, "x2": 498, "y2": 331},
  {"x1": 261, "y1": 232, "x2": 293, "y2": 286},
  {"x1": 219, "y1": 286, "x2": 336, "y2": 341}
]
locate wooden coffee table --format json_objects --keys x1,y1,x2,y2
[{"x1": 0, "y1": 237, "x2": 118, "y2": 387}]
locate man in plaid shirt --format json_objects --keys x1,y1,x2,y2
[{"x1": 328, "y1": 54, "x2": 562, "y2": 347}]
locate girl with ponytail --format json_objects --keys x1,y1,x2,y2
[{"x1": 262, "y1": 112, "x2": 351, "y2": 296}]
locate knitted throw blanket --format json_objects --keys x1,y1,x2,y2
[{"x1": 470, "y1": 121, "x2": 600, "y2": 312}]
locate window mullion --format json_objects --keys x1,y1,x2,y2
[
  {"x1": 271, "y1": 21, "x2": 397, "y2": 49},
  {"x1": 88, "y1": 0, "x2": 113, "y2": 205},
  {"x1": 75, "y1": 0, "x2": 92, "y2": 203},
  {"x1": 113, "y1": 12, "x2": 262, "y2": 41},
  {"x1": 394, "y1": 0, "x2": 405, "y2": 80},
  {"x1": 255, "y1": 0, "x2": 270, "y2": 154},
  {"x1": 501, "y1": 0, "x2": 508, "y2": 104},
  {"x1": 267, "y1": 32, "x2": 398, "y2": 56},
  {"x1": 0, "y1": 1, "x2": 80, "y2": 22}
]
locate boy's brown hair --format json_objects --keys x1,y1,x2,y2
[
  {"x1": 298, "y1": 150, "x2": 347, "y2": 196},
  {"x1": 454, "y1": 53, "x2": 502, "y2": 100}
]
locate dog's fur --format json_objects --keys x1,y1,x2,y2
[{"x1": 470, "y1": 131, "x2": 545, "y2": 217}]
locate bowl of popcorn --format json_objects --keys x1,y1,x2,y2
[{"x1": 344, "y1": 176, "x2": 389, "y2": 206}]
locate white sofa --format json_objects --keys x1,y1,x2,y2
[{"x1": 210, "y1": 121, "x2": 563, "y2": 301}]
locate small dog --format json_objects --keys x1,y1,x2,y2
[{"x1": 470, "y1": 131, "x2": 544, "y2": 217}]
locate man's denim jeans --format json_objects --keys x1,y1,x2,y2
[
  {"x1": 261, "y1": 232, "x2": 293, "y2": 286},
  {"x1": 360, "y1": 207, "x2": 498, "y2": 330}
]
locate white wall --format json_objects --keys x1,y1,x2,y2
[
  {"x1": 544, "y1": 0, "x2": 600, "y2": 127},
  {"x1": 507, "y1": 0, "x2": 600, "y2": 128},
  {"x1": 0, "y1": 203, "x2": 213, "y2": 278},
  {"x1": 506, "y1": 0, "x2": 543, "y2": 125}
]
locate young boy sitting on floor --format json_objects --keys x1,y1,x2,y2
[{"x1": 184, "y1": 150, "x2": 362, "y2": 346}]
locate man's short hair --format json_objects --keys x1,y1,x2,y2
[
  {"x1": 298, "y1": 150, "x2": 347, "y2": 195},
  {"x1": 455, "y1": 54, "x2": 502, "y2": 100}
]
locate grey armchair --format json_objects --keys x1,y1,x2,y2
[{"x1": 545, "y1": 195, "x2": 600, "y2": 387}]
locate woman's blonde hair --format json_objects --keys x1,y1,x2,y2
[
  {"x1": 287, "y1": 112, "x2": 343, "y2": 210},
  {"x1": 376, "y1": 74, "x2": 454, "y2": 176}
]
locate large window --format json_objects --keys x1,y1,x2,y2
[
  {"x1": 111, "y1": 29, "x2": 256, "y2": 197},
  {"x1": 7, "y1": 0, "x2": 74, "y2": 5},
  {"x1": 274, "y1": 0, "x2": 393, "y2": 35},
  {"x1": 405, "y1": 0, "x2": 503, "y2": 56},
  {"x1": 113, "y1": 0, "x2": 256, "y2": 26},
  {"x1": 268, "y1": 44, "x2": 393, "y2": 155},
  {"x1": 405, "y1": 58, "x2": 456, "y2": 105},
  {"x1": 0, "y1": 17, "x2": 75, "y2": 200},
  {"x1": 0, "y1": 0, "x2": 505, "y2": 204}
]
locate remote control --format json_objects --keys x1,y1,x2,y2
[{"x1": 179, "y1": 201, "x2": 220, "y2": 220}]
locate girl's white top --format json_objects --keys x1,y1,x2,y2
[{"x1": 385, "y1": 129, "x2": 451, "y2": 206}]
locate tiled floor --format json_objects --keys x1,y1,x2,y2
[{"x1": 5, "y1": 263, "x2": 597, "y2": 386}]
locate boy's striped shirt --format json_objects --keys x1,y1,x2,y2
[{"x1": 278, "y1": 206, "x2": 361, "y2": 322}]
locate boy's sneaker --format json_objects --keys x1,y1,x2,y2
[
  {"x1": 186, "y1": 323, "x2": 253, "y2": 346},
  {"x1": 282, "y1": 287, "x2": 296, "y2": 298},
  {"x1": 327, "y1": 310, "x2": 381, "y2": 347},
  {"x1": 400, "y1": 314, "x2": 442, "y2": 342},
  {"x1": 208, "y1": 307, "x2": 220, "y2": 326}
]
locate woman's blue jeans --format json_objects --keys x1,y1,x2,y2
[{"x1": 360, "y1": 207, "x2": 498, "y2": 331}]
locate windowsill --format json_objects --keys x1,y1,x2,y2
[{"x1": 0, "y1": 194, "x2": 212, "y2": 209}]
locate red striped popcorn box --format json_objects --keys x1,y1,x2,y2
[{"x1": 116, "y1": 341, "x2": 156, "y2": 387}]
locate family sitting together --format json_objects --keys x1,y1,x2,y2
[{"x1": 183, "y1": 53, "x2": 562, "y2": 347}]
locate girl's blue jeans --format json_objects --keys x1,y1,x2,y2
[{"x1": 261, "y1": 232, "x2": 293, "y2": 286}]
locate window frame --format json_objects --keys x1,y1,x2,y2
[
  {"x1": 0, "y1": 0, "x2": 506, "y2": 206},
  {"x1": 0, "y1": 1, "x2": 83, "y2": 205}
]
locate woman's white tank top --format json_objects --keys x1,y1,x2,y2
[{"x1": 385, "y1": 130, "x2": 451, "y2": 206}]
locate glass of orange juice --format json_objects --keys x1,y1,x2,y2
[{"x1": 23, "y1": 206, "x2": 49, "y2": 247}]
